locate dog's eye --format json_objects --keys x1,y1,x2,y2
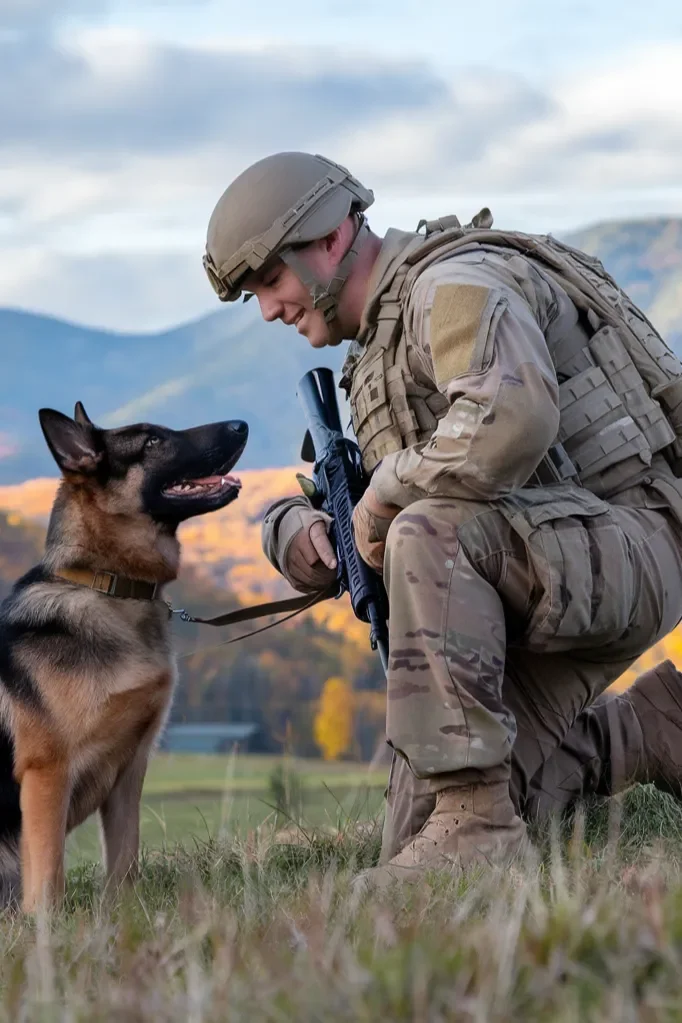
[{"x1": 145, "y1": 435, "x2": 161, "y2": 449}]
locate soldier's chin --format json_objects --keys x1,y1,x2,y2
[
  {"x1": 325, "y1": 320, "x2": 344, "y2": 347},
  {"x1": 307, "y1": 324, "x2": 342, "y2": 349}
]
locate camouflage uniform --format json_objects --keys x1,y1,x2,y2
[
  {"x1": 202, "y1": 150, "x2": 682, "y2": 873},
  {"x1": 263, "y1": 224, "x2": 682, "y2": 863}
]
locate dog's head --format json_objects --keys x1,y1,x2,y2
[{"x1": 38, "y1": 403, "x2": 248, "y2": 525}]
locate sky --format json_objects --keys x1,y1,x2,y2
[{"x1": 0, "y1": 0, "x2": 681, "y2": 332}]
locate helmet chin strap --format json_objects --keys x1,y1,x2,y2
[{"x1": 280, "y1": 215, "x2": 370, "y2": 325}]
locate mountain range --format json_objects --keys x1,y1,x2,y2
[
  {"x1": 0, "y1": 300, "x2": 345, "y2": 483},
  {"x1": 2, "y1": 217, "x2": 682, "y2": 484}
]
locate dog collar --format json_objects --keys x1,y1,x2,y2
[{"x1": 54, "y1": 568, "x2": 159, "y2": 601}]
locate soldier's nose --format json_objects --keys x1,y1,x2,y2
[{"x1": 258, "y1": 295, "x2": 281, "y2": 322}]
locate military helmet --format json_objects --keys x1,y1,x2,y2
[{"x1": 203, "y1": 152, "x2": 374, "y2": 322}]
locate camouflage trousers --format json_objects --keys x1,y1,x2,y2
[{"x1": 380, "y1": 477, "x2": 682, "y2": 858}]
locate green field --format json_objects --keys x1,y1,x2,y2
[{"x1": 66, "y1": 752, "x2": 387, "y2": 862}]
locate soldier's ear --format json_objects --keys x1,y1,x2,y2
[{"x1": 39, "y1": 409, "x2": 103, "y2": 477}]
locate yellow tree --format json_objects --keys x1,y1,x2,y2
[{"x1": 314, "y1": 677, "x2": 354, "y2": 761}]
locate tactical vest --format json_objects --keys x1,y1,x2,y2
[{"x1": 342, "y1": 213, "x2": 682, "y2": 497}]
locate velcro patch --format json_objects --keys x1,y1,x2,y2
[{"x1": 429, "y1": 283, "x2": 491, "y2": 385}]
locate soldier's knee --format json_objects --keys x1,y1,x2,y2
[{"x1": 386, "y1": 499, "x2": 448, "y2": 553}]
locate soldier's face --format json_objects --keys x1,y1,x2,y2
[{"x1": 245, "y1": 259, "x2": 342, "y2": 349}]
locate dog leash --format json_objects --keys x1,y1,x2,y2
[
  {"x1": 53, "y1": 565, "x2": 341, "y2": 658},
  {"x1": 168, "y1": 581, "x2": 340, "y2": 660}
]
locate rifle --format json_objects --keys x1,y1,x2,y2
[{"x1": 296, "y1": 367, "x2": 389, "y2": 672}]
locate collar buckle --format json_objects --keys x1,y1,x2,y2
[{"x1": 91, "y1": 570, "x2": 117, "y2": 595}]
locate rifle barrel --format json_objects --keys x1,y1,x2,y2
[{"x1": 296, "y1": 371, "x2": 335, "y2": 454}]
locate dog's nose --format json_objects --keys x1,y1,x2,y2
[{"x1": 227, "y1": 420, "x2": 248, "y2": 436}]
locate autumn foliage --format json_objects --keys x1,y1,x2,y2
[
  {"x1": 0, "y1": 470, "x2": 370, "y2": 654},
  {"x1": 313, "y1": 677, "x2": 354, "y2": 761},
  {"x1": 4, "y1": 470, "x2": 682, "y2": 699}
]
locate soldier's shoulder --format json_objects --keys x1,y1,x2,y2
[{"x1": 407, "y1": 247, "x2": 516, "y2": 315}]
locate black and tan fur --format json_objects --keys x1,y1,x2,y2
[{"x1": 0, "y1": 403, "x2": 247, "y2": 910}]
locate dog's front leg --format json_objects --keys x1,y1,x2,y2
[
  {"x1": 19, "y1": 761, "x2": 70, "y2": 913},
  {"x1": 99, "y1": 734, "x2": 157, "y2": 891}
]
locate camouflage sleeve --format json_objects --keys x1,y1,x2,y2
[{"x1": 370, "y1": 261, "x2": 561, "y2": 507}]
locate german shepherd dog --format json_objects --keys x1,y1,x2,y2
[{"x1": 0, "y1": 403, "x2": 247, "y2": 911}]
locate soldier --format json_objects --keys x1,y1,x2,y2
[{"x1": 203, "y1": 151, "x2": 682, "y2": 885}]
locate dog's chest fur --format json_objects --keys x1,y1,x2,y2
[{"x1": 0, "y1": 576, "x2": 177, "y2": 837}]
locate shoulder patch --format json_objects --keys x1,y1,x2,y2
[{"x1": 429, "y1": 283, "x2": 492, "y2": 385}]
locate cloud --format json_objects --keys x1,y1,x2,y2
[
  {"x1": 0, "y1": 0, "x2": 96, "y2": 30},
  {"x1": 0, "y1": 245, "x2": 216, "y2": 331},
  {"x1": 0, "y1": 32, "x2": 443, "y2": 163},
  {"x1": 339, "y1": 42, "x2": 682, "y2": 197},
  {"x1": 0, "y1": 31, "x2": 445, "y2": 249},
  {"x1": 2, "y1": 32, "x2": 680, "y2": 229},
  {"x1": 0, "y1": 0, "x2": 207, "y2": 32},
  {"x1": 0, "y1": 21, "x2": 681, "y2": 329}
]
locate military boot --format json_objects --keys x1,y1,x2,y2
[
  {"x1": 356, "y1": 780, "x2": 527, "y2": 890},
  {"x1": 609, "y1": 659, "x2": 682, "y2": 797}
]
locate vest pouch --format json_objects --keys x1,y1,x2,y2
[
  {"x1": 405, "y1": 393, "x2": 443, "y2": 435},
  {"x1": 350, "y1": 349, "x2": 405, "y2": 472},
  {"x1": 642, "y1": 474, "x2": 682, "y2": 533},
  {"x1": 589, "y1": 325, "x2": 675, "y2": 455},
  {"x1": 652, "y1": 377, "x2": 682, "y2": 474},
  {"x1": 501, "y1": 485, "x2": 633, "y2": 648},
  {"x1": 384, "y1": 364, "x2": 420, "y2": 448},
  {"x1": 558, "y1": 366, "x2": 652, "y2": 480}
]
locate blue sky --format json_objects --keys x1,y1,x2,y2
[{"x1": 0, "y1": 0, "x2": 680, "y2": 330}]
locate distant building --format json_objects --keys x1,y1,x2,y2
[{"x1": 159, "y1": 722, "x2": 259, "y2": 754}]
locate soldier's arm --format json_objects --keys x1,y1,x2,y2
[{"x1": 370, "y1": 262, "x2": 561, "y2": 507}]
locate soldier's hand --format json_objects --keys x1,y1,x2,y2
[
  {"x1": 352, "y1": 489, "x2": 401, "y2": 573},
  {"x1": 284, "y1": 512, "x2": 338, "y2": 592}
]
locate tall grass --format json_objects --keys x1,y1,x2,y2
[{"x1": 3, "y1": 783, "x2": 682, "y2": 1021}]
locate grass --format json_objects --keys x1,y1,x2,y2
[
  {"x1": 7, "y1": 762, "x2": 682, "y2": 1020},
  {"x1": 142, "y1": 753, "x2": 386, "y2": 795},
  {"x1": 66, "y1": 753, "x2": 386, "y2": 862}
]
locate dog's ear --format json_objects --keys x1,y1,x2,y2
[
  {"x1": 39, "y1": 409, "x2": 103, "y2": 477},
  {"x1": 74, "y1": 401, "x2": 94, "y2": 427}
]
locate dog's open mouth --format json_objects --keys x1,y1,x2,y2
[{"x1": 162, "y1": 473, "x2": 242, "y2": 499}]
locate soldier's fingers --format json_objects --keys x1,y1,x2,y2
[
  {"x1": 309, "y1": 521, "x2": 338, "y2": 570},
  {"x1": 286, "y1": 547, "x2": 335, "y2": 589},
  {"x1": 293, "y1": 529, "x2": 322, "y2": 568}
]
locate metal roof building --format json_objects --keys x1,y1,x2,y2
[{"x1": 159, "y1": 722, "x2": 259, "y2": 754}]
